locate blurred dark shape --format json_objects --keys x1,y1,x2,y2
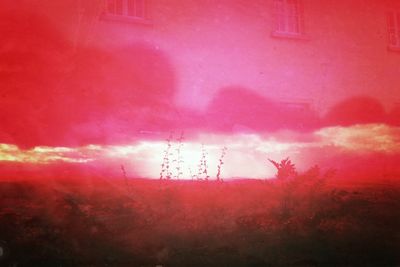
[
  {"x1": 0, "y1": 10, "x2": 72, "y2": 148},
  {"x1": 324, "y1": 96, "x2": 386, "y2": 126},
  {"x1": 205, "y1": 86, "x2": 320, "y2": 132},
  {"x1": 0, "y1": 8, "x2": 176, "y2": 147},
  {"x1": 388, "y1": 103, "x2": 400, "y2": 126},
  {"x1": 66, "y1": 44, "x2": 175, "y2": 117},
  {"x1": 62, "y1": 44, "x2": 176, "y2": 145},
  {"x1": 268, "y1": 157, "x2": 297, "y2": 180}
]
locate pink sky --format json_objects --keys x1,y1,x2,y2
[{"x1": 1, "y1": 1, "x2": 400, "y2": 179}]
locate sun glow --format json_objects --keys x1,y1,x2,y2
[
  {"x1": 0, "y1": 144, "x2": 92, "y2": 164},
  {"x1": 1, "y1": 124, "x2": 400, "y2": 179},
  {"x1": 316, "y1": 124, "x2": 400, "y2": 154}
]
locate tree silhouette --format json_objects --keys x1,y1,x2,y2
[{"x1": 268, "y1": 157, "x2": 296, "y2": 179}]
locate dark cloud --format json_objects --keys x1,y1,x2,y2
[
  {"x1": 388, "y1": 104, "x2": 400, "y2": 126},
  {"x1": 0, "y1": 3, "x2": 396, "y2": 148},
  {"x1": 59, "y1": 44, "x2": 177, "y2": 145},
  {"x1": 204, "y1": 86, "x2": 320, "y2": 133},
  {"x1": 0, "y1": 9, "x2": 177, "y2": 147},
  {"x1": 323, "y1": 96, "x2": 387, "y2": 126},
  {"x1": 0, "y1": 10, "x2": 72, "y2": 148}
]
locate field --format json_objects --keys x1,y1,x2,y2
[{"x1": 1, "y1": 169, "x2": 400, "y2": 267}]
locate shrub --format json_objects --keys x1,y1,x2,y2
[{"x1": 268, "y1": 157, "x2": 297, "y2": 180}]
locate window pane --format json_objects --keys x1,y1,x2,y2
[
  {"x1": 115, "y1": 0, "x2": 123, "y2": 15},
  {"x1": 135, "y1": 0, "x2": 145, "y2": 18},
  {"x1": 387, "y1": 12, "x2": 397, "y2": 46},
  {"x1": 127, "y1": 0, "x2": 136, "y2": 16},
  {"x1": 287, "y1": 0, "x2": 300, "y2": 33},
  {"x1": 396, "y1": 12, "x2": 400, "y2": 46},
  {"x1": 274, "y1": 0, "x2": 285, "y2": 32},
  {"x1": 273, "y1": 0, "x2": 301, "y2": 34},
  {"x1": 107, "y1": 0, "x2": 115, "y2": 14}
]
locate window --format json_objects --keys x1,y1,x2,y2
[
  {"x1": 278, "y1": 98, "x2": 312, "y2": 112},
  {"x1": 102, "y1": 0, "x2": 151, "y2": 24},
  {"x1": 387, "y1": 10, "x2": 400, "y2": 50},
  {"x1": 272, "y1": 0, "x2": 304, "y2": 38}
]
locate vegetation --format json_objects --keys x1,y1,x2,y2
[
  {"x1": 160, "y1": 132, "x2": 174, "y2": 180},
  {"x1": 196, "y1": 144, "x2": 210, "y2": 180},
  {"x1": 268, "y1": 157, "x2": 297, "y2": 180},
  {"x1": 216, "y1": 146, "x2": 227, "y2": 181},
  {"x1": 0, "y1": 170, "x2": 399, "y2": 266},
  {"x1": 159, "y1": 133, "x2": 228, "y2": 181}
]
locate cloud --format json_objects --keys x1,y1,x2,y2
[
  {"x1": 388, "y1": 104, "x2": 400, "y2": 125},
  {"x1": 1, "y1": 6, "x2": 398, "y2": 149},
  {"x1": 0, "y1": 144, "x2": 91, "y2": 164},
  {"x1": 316, "y1": 123, "x2": 400, "y2": 154},
  {"x1": 1, "y1": 123, "x2": 400, "y2": 179},
  {"x1": 204, "y1": 86, "x2": 320, "y2": 133},
  {"x1": 0, "y1": 9, "x2": 177, "y2": 148},
  {"x1": 323, "y1": 96, "x2": 387, "y2": 126}
]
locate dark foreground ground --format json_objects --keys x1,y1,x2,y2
[{"x1": 0, "y1": 170, "x2": 399, "y2": 266}]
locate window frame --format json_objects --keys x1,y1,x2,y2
[
  {"x1": 271, "y1": 0, "x2": 306, "y2": 39},
  {"x1": 386, "y1": 9, "x2": 400, "y2": 51},
  {"x1": 101, "y1": 0, "x2": 152, "y2": 25}
]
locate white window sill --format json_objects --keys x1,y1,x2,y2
[
  {"x1": 100, "y1": 13, "x2": 152, "y2": 26},
  {"x1": 271, "y1": 31, "x2": 308, "y2": 40},
  {"x1": 388, "y1": 45, "x2": 400, "y2": 52}
]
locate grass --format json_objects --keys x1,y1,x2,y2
[{"x1": 0, "y1": 172, "x2": 399, "y2": 266}]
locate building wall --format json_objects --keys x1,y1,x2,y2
[{"x1": 24, "y1": 0, "x2": 400, "y2": 113}]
